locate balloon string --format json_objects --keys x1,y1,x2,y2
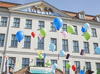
[{"x1": 57, "y1": 30, "x2": 59, "y2": 62}]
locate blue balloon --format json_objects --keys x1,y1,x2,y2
[
  {"x1": 16, "y1": 31, "x2": 25, "y2": 42},
  {"x1": 81, "y1": 27, "x2": 86, "y2": 32},
  {"x1": 54, "y1": 18, "x2": 63, "y2": 30},
  {"x1": 80, "y1": 70, "x2": 85, "y2": 74},
  {"x1": 52, "y1": 70, "x2": 55, "y2": 74},
  {"x1": 49, "y1": 43, "x2": 56, "y2": 52},
  {"x1": 53, "y1": 63, "x2": 58, "y2": 70},
  {"x1": 59, "y1": 50, "x2": 64, "y2": 57},
  {"x1": 96, "y1": 47, "x2": 100, "y2": 54},
  {"x1": 83, "y1": 23, "x2": 90, "y2": 30}
]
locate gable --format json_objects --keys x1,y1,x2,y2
[{"x1": 8, "y1": 1, "x2": 71, "y2": 18}]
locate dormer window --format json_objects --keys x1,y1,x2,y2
[
  {"x1": 77, "y1": 11, "x2": 85, "y2": 19},
  {"x1": 94, "y1": 15, "x2": 100, "y2": 22},
  {"x1": 79, "y1": 13, "x2": 85, "y2": 19},
  {"x1": 97, "y1": 16, "x2": 100, "y2": 22}
]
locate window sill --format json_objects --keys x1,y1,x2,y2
[
  {"x1": 73, "y1": 34, "x2": 78, "y2": 35},
  {"x1": 94, "y1": 53, "x2": 99, "y2": 55},
  {"x1": 50, "y1": 31, "x2": 57, "y2": 32},
  {"x1": 37, "y1": 49, "x2": 44, "y2": 50},
  {"x1": 0, "y1": 46, "x2": 4, "y2": 47},
  {"x1": 37, "y1": 29, "x2": 40, "y2": 30},
  {"x1": 9, "y1": 46, "x2": 17, "y2": 48},
  {"x1": 72, "y1": 51, "x2": 79, "y2": 53},
  {"x1": 0, "y1": 25, "x2": 7, "y2": 27},
  {"x1": 24, "y1": 28, "x2": 32, "y2": 29},
  {"x1": 22, "y1": 47, "x2": 30, "y2": 49},
  {"x1": 85, "y1": 53, "x2": 90, "y2": 54},
  {"x1": 92, "y1": 36, "x2": 97, "y2": 37},
  {"x1": 12, "y1": 26, "x2": 19, "y2": 28}
]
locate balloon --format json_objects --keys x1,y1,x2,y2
[
  {"x1": 81, "y1": 27, "x2": 86, "y2": 33},
  {"x1": 83, "y1": 23, "x2": 90, "y2": 30},
  {"x1": 59, "y1": 50, "x2": 64, "y2": 57},
  {"x1": 66, "y1": 62, "x2": 71, "y2": 69},
  {"x1": 39, "y1": 54, "x2": 43, "y2": 60},
  {"x1": 62, "y1": 31, "x2": 67, "y2": 38},
  {"x1": 40, "y1": 28, "x2": 47, "y2": 37},
  {"x1": 96, "y1": 47, "x2": 100, "y2": 54},
  {"x1": 84, "y1": 32, "x2": 91, "y2": 40},
  {"x1": 53, "y1": 63, "x2": 58, "y2": 70},
  {"x1": 80, "y1": 70, "x2": 85, "y2": 74},
  {"x1": 54, "y1": 18, "x2": 63, "y2": 30},
  {"x1": 16, "y1": 31, "x2": 24, "y2": 42},
  {"x1": 72, "y1": 65, "x2": 76, "y2": 71},
  {"x1": 52, "y1": 70, "x2": 55, "y2": 74},
  {"x1": 49, "y1": 43, "x2": 56, "y2": 52},
  {"x1": 67, "y1": 25, "x2": 75, "y2": 34},
  {"x1": 46, "y1": 60, "x2": 51, "y2": 66},
  {"x1": 31, "y1": 32, "x2": 35, "y2": 38}
]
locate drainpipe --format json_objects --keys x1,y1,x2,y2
[{"x1": 1, "y1": 13, "x2": 11, "y2": 74}]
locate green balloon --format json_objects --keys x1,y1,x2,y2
[
  {"x1": 67, "y1": 25, "x2": 75, "y2": 34},
  {"x1": 46, "y1": 60, "x2": 51, "y2": 66},
  {"x1": 66, "y1": 62, "x2": 71, "y2": 69},
  {"x1": 84, "y1": 32, "x2": 91, "y2": 40},
  {"x1": 40, "y1": 28, "x2": 47, "y2": 37},
  {"x1": 39, "y1": 54, "x2": 43, "y2": 60}
]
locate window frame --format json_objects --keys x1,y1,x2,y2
[
  {"x1": 96, "y1": 63, "x2": 100, "y2": 70},
  {"x1": 91, "y1": 28, "x2": 97, "y2": 37},
  {"x1": 24, "y1": 36, "x2": 31, "y2": 48},
  {"x1": 85, "y1": 62, "x2": 91, "y2": 71},
  {"x1": 25, "y1": 19, "x2": 32, "y2": 29},
  {"x1": 63, "y1": 61, "x2": 70, "y2": 74},
  {"x1": 84, "y1": 42, "x2": 89, "y2": 53},
  {"x1": 38, "y1": 21, "x2": 44, "y2": 29},
  {"x1": 11, "y1": 35, "x2": 18, "y2": 47},
  {"x1": 73, "y1": 26, "x2": 78, "y2": 35},
  {"x1": 13, "y1": 18, "x2": 20, "y2": 28},
  {"x1": 73, "y1": 41, "x2": 79, "y2": 52},
  {"x1": 36, "y1": 59, "x2": 44, "y2": 67},
  {"x1": 74, "y1": 61, "x2": 80, "y2": 73},
  {"x1": 0, "y1": 17, "x2": 8, "y2": 26},
  {"x1": 62, "y1": 39, "x2": 68, "y2": 51},
  {"x1": 51, "y1": 38, "x2": 57, "y2": 51},
  {"x1": 38, "y1": 37, "x2": 44, "y2": 50},
  {"x1": 62, "y1": 24, "x2": 67, "y2": 32},
  {"x1": 50, "y1": 22, "x2": 56, "y2": 32},
  {"x1": 51, "y1": 60, "x2": 57, "y2": 65},
  {"x1": 93, "y1": 43, "x2": 98, "y2": 53},
  {"x1": 22, "y1": 58, "x2": 29, "y2": 68},
  {"x1": 0, "y1": 34, "x2": 5, "y2": 47},
  {"x1": 9, "y1": 57, "x2": 16, "y2": 69}
]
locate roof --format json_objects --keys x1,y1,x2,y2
[
  {"x1": 0, "y1": 1, "x2": 98, "y2": 22},
  {"x1": 0, "y1": 1, "x2": 21, "y2": 8},
  {"x1": 63, "y1": 10, "x2": 96, "y2": 21}
]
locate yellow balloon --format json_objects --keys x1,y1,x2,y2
[
  {"x1": 38, "y1": 50, "x2": 42, "y2": 55},
  {"x1": 17, "y1": 61, "x2": 19, "y2": 68}
]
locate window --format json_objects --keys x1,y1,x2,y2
[
  {"x1": 22, "y1": 58, "x2": 29, "y2": 68},
  {"x1": 96, "y1": 63, "x2": 100, "y2": 70},
  {"x1": 62, "y1": 24, "x2": 67, "y2": 32},
  {"x1": 84, "y1": 42, "x2": 89, "y2": 53},
  {"x1": 0, "y1": 34, "x2": 5, "y2": 47},
  {"x1": 97, "y1": 17, "x2": 100, "y2": 22},
  {"x1": 0, "y1": 57, "x2": 2, "y2": 68},
  {"x1": 62, "y1": 39, "x2": 68, "y2": 51},
  {"x1": 11, "y1": 35, "x2": 18, "y2": 47},
  {"x1": 9, "y1": 57, "x2": 16, "y2": 69},
  {"x1": 25, "y1": 20, "x2": 32, "y2": 29},
  {"x1": 24, "y1": 36, "x2": 31, "y2": 48},
  {"x1": 73, "y1": 41, "x2": 79, "y2": 52},
  {"x1": 50, "y1": 22, "x2": 56, "y2": 32},
  {"x1": 51, "y1": 60, "x2": 57, "y2": 65},
  {"x1": 85, "y1": 62, "x2": 91, "y2": 71},
  {"x1": 63, "y1": 61, "x2": 69, "y2": 74},
  {"x1": 74, "y1": 61, "x2": 80, "y2": 73},
  {"x1": 38, "y1": 37, "x2": 44, "y2": 49},
  {"x1": 38, "y1": 21, "x2": 44, "y2": 29},
  {"x1": 51, "y1": 38, "x2": 57, "y2": 51},
  {"x1": 13, "y1": 18, "x2": 20, "y2": 27},
  {"x1": 36, "y1": 59, "x2": 44, "y2": 67},
  {"x1": 93, "y1": 43, "x2": 98, "y2": 53},
  {"x1": 91, "y1": 28, "x2": 97, "y2": 37},
  {"x1": 73, "y1": 26, "x2": 78, "y2": 34},
  {"x1": 0, "y1": 17, "x2": 7, "y2": 26},
  {"x1": 80, "y1": 14, "x2": 85, "y2": 19}
]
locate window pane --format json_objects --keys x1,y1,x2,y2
[
  {"x1": 73, "y1": 41, "x2": 79, "y2": 52},
  {"x1": 73, "y1": 26, "x2": 77, "y2": 34},
  {"x1": 22, "y1": 58, "x2": 29, "y2": 68},
  {"x1": 62, "y1": 40, "x2": 68, "y2": 51},
  {"x1": 0, "y1": 34, "x2": 5, "y2": 46},
  {"x1": 84, "y1": 42, "x2": 89, "y2": 53},
  {"x1": 62, "y1": 24, "x2": 67, "y2": 32},
  {"x1": 11, "y1": 35, "x2": 17, "y2": 47},
  {"x1": 63, "y1": 61, "x2": 69, "y2": 74},
  {"x1": 38, "y1": 21, "x2": 44, "y2": 29},
  {"x1": 24, "y1": 36, "x2": 31, "y2": 48},
  {"x1": 92, "y1": 28, "x2": 97, "y2": 37},
  {"x1": 26, "y1": 20, "x2": 32, "y2": 29},
  {"x1": 51, "y1": 22, "x2": 56, "y2": 32},
  {"x1": 9, "y1": 57, "x2": 16, "y2": 69},
  {"x1": 36, "y1": 59, "x2": 44, "y2": 67},
  {"x1": 38, "y1": 37, "x2": 44, "y2": 49},
  {"x1": 13, "y1": 18, "x2": 20, "y2": 27},
  {"x1": 1, "y1": 17, "x2": 7, "y2": 26},
  {"x1": 51, "y1": 38, "x2": 57, "y2": 51}
]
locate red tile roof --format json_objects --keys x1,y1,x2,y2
[{"x1": 0, "y1": 1, "x2": 21, "y2": 8}]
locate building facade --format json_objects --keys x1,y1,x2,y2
[{"x1": 0, "y1": 0, "x2": 100, "y2": 74}]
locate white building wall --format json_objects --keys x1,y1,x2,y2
[{"x1": 0, "y1": 11, "x2": 100, "y2": 74}]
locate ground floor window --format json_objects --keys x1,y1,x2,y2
[
  {"x1": 63, "y1": 61, "x2": 69, "y2": 74},
  {"x1": 36, "y1": 59, "x2": 44, "y2": 67}
]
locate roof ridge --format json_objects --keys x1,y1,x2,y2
[{"x1": 0, "y1": 1, "x2": 21, "y2": 5}]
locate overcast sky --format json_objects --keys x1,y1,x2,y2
[{"x1": 1, "y1": 0, "x2": 100, "y2": 16}]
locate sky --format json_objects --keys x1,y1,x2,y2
[{"x1": 1, "y1": 0, "x2": 100, "y2": 16}]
